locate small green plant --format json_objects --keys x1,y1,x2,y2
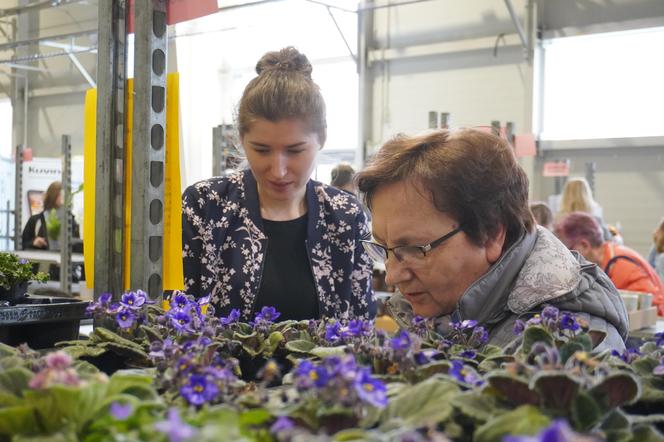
[
  {"x1": 45, "y1": 208, "x2": 61, "y2": 241},
  {"x1": 0, "y1": 252, "x2": 48, "y2": 290}
]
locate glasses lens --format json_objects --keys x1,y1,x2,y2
[
  {"x1": 394, "y1": 246, "x2": 425, "y2": 263},
  {"x1": 362, "y1": 241, "x2": 387, "y2": 263}
]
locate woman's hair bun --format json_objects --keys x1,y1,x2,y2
[{"x1": 255, "y1": 46, "x2": 313, "y2": 78}]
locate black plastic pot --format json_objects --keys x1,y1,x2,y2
[
  {"x1": 0, "y1": 282, "x2": 28, "y2": 305},
  {"x1": 0, "y1": 294, "x2": 90, "y2": 349}
]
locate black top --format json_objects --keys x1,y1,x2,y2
[
  {"x1": 255, "y1": 213, "x2": 319, "y2": 321},
  {"x1": 21, "y1": 211, "x2": 81, "y2": 251}
]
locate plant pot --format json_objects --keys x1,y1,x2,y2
[{"x1": 0, "y1": 282, "x2": 28, "y2": 305}]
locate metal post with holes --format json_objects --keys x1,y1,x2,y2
[
  {"x1": 212, "y1": 125, "x2": 222, "y2": 177},
  {"x1": 130, "y1": 0, "x2": 167, "y2": 299},
  {"x1": 440, "y1": 113, "x2": 450, "y2": 129},
  {"x1": 491, "y1": 120, "x2": 501, "y2": 137},
  {"x1": 60, "y1": 135, "x2": 72, "y2": 294},
  {"x1": 94, "y1": 0, "x2": 127, "y2": 299},
  {"x1": 13, "y1": 144, "x2": 23, "y2": 250}
]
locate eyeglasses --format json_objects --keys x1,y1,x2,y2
[{"x1": 361, "y1": 226, "x2": 463, "y2": 265}]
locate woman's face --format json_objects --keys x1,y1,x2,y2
[
  {"x1": 370, "y1": 180, "x2": 504, "y2": 318},
  {"x1": 242, "y1": 118, "x2": 321, "y2": 205}
]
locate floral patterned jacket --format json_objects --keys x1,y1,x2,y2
[{"x1": 182, "y1": 169, "x2": 375, "y2": 321}]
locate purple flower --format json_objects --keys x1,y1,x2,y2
[
  {"x1": 469, "y1": 326, "x2": 489, "y2": 347},
  {"x1": 120, "y1": 291, "x2": 146, "y2": 310},
  {"x1": 559, "y1": 312, "x2": 580, "y2": 332},
  {"x1": 19, "y1": 258, "x2": 28, "y2": 265},
  {"x1": 541, "y1": 305, "x2": 559, "y2": 321},
  {"x1": 414, "y1": 349, "x2": 439, "y2": 365},
  {"x1": 99, "y1": 293, "x2": 112, "y2": 306},
  {"x1": 346, "y1": 319, "x2": 372, "y2": 337},
  {"x1": 325, "y1": 322, "x2": 342, "y2": 342},
  {"x1": 655, "y1": 332, "x2": 664, "y2": 347},
  {"x1": 170, "y1": 310, "x2": 193, "y2": 333},
  {"x1": 254, "y1": 306, "x2": 280, "y2": 323},
  {"x1": 172, "y1": 293, "x2": 189, "y2": 310},
  {"x1": 389, "y1": 330, "x2": 412, "y2": 352},
  {"x1": 270, "y1": 416, "x2": 295, "y2": 434},
  {"x1": 460, "y1": 349, "x2": 477, "y2": 359},
  {"x1": 220, "y1": 308, "x2": 241, "y2": 326},
  {"x1": 611, "y1": 348, "x2": 641, "y2": 364},
  {"x1": 526, "y1": 316, "x2": 542, "y2": 326},
  {"x1": 530, "y1": 342, "x2": 560, "y2": 368},
  {"x1": 180, "y1": 374, "x2": 219, "y2": 405},
  {"x1": 110, "y1": 402, "x2": 133, "y2": 420},
  {"x1": 448, "y1": 360, "x2": 484, "y2": 386},
  {"x1": 451, "y1": 319, "x2": 478, "y2": 331},
  {"x1": 653, "y1": 357, "x2": 664, "y2": 376},
  {"x1": 294, "y1": 360, "x2": 329, "y2": 389},
  {"x1": 503, "y1": 418, "x2": 594, "y2": 442},
  {"x1": 513, "y1": 319, "x2": 526, "y2": 335},
  {"x1": 155, "y1": 408, "x2": 197, "y2": 442},
  {"x1": 116, "y1": 308, "x2": 136, "y2": 329},
  {"x1": 354, "y1": 368, "x2": 388, "y2": 408}
]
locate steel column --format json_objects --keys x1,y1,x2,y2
[
  {"x1": 357, "y1": 0, "x2": 374, "y2": 166},
  {"x1": 13, "y1": 144, "x2": 23, "y2": 250},
  {"x1": 94, "y1": 0, "x2": 127, "y2": 299},
  {"x1": 60, "y1": 135, "x2": 72, "y2": 294},
  {"x1": 130, "y1": 0, "x2": 167, "y2": 299}
]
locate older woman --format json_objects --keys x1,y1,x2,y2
[{"x1": 357, "y1": 129, "x2": 627, "y2": 351}]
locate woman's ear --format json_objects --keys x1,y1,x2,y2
[{"x1": 485, "y1": 225, "x2": 507, "y2": 264}]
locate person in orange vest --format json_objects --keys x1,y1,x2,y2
[{"x1": 555, "y1": 212, "x2": 664, "y2": 316}]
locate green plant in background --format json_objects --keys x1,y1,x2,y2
[
  {"x1": 0, "y1": 252, "x2": 48, "y2": 291},
  {"x1": 45, "y1": 208, "x2": 61, "y2": 241}
]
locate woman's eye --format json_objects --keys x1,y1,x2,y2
[
  {"x1": 288, "y1": 149, "x2": 305, "y2": 155},
  {"x1": 254, "y1": 149, "x2": 269, "y2": 154}
]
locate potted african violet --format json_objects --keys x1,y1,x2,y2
[{"x1": 0, "y1": 252, "x2": 48, "y2": 304}]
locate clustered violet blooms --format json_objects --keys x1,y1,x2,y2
[
  {"x1": 163, "y1": 292, "x2": 212, "y2": 335},
  {"x1": 513, "y1": 306, "x2": 585, "y2": 339},
  {"x1": 86, "y1": 290, "x2": 153, "y2": 330},
  {"x1": 324, "y1": 319, "x2": 373, "y2": 344},
  {"x1": 154, "y1": 408, "x2": 197, "y2": 442},
  {"x1": 149, "y1": 334, "x2": 239, "y2": 406},
  {"x1": 293, "y1": 355, "x2": 388, "y2": 409},
  {"x1": 251, "y1": 306, "x2": 281, "y2": 334}
]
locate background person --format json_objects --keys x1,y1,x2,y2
[
  {"x1": 21, "y1": 181, "x2": 80, "y2": 250},
  {"x1": 182, "y1": 47, "x2": 374, "y2": 321},
  {"x1": 357, "y1": 129, "x2": 628, "y2": 351},
  {"x1": 330, "y1": 162, "x2": 357, "y2": 196},
  {"x1": 530, "y1": 201, "x2": 553, "y2": 231},
  {"x1": 555, "y1": 211, "x2": 664, "y2": 316}
]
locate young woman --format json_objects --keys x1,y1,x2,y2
[{"x1": 182, "y1": 47, "x2": 374, "y2": 321}]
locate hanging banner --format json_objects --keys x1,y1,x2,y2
[
  {"x1": 542, "y1": 161, "x2": 570, "y2": 177},
  {"x1": 83, "y1": 73, "x2": 184, "y2": 291},
  {"x1": 127, "y1": 0, "x2": 218, "y2": 33}
]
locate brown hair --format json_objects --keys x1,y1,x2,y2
[
  {"x1": 330, "y1": 163, "x2": 356, "y2": 188},
  {"x1": 654, "y1": 217, "x2": 664, "y2": 254},
  {"x1": 43, "y1": 181, "x2": 62, "y2": 212},
  {"x1": 530, "y1": 201, "x2": 553, "y2": 228},
  {"x1": 357, "y1": 129, "x2": 534, "y2": 248},
  {"x1": 554, "y1": 212, "x2": 604, "y2": 248},
  {"x1": 237, "y1": 47, "x2": 326, "y2": 145}
]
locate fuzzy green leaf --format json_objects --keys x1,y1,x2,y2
[
  {"x1": 0, "y1": 405, "x2": 39, "y2": 436},
  {"x1": 487, "y1": 372, "x2": 540, "y2": 406},
  {"x1": 474, "y1": 405, "x2": 551, "y2": 442},
  {"x1": 521, "y1": 326, "x2": 554, "y2": 354},
  {"x1": 571, "y1": 392, "x2": 602, "y2": 431},
  {"x1": 310, "y1": 346, "x2": 347, "y2": 359},
  {"x1": 0, "y1": 367, "x2": 33, "y2": 397},
  {"x1": 530, "y1": 371, "x2": 581, "y2": 411},
  {"x1": 284, "y1": 339, "x2": 316, "y2": 354},
  {"x1": 451, "y1": 391, "x2": 504, "y2": 422},
  {"x1": 379, "y1": 376, "x2": 460, "y2": 429},
  {"x1": 590, "y1": 372, "x2": 641, "y2": 410}
]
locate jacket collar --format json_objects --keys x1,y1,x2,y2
[{"x1": 241, "y1": 169, "x2": 321, "y2": 239}]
